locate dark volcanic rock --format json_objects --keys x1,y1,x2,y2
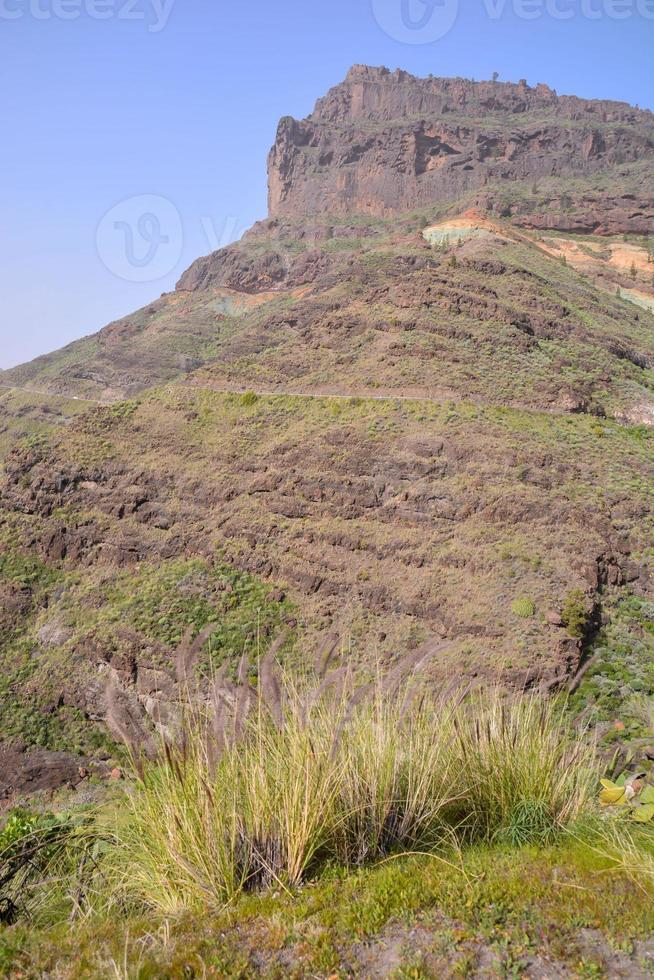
[
  {"x1": 0, "y1": 743, "x2": 99, "y2": 810},
  {"x1": 267, "y1": 65, "x2": 654, "y2": 231}
]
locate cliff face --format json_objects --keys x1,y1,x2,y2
[{"x1": 268, "y1": 65, "x2": 654, "y2": 231}]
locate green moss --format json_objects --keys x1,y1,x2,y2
[{"x1": 4, "y1": 840, "x2": 654, "y2": 978}]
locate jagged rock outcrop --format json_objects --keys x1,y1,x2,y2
[{"x1": 268, "y1": 65, "x2": 654, "y2": 229}]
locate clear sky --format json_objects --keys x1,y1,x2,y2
[{"x1": 1, "y1": 0, "x2": 653, "y2": 368}]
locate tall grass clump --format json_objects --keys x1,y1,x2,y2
[
  {"x1": 107, "y1": 735, "x2": 246, "y2": 915},
  {"x1": 104, "y1": 634, "x2": 597, "y2": 914},
  {"x1": 333, "y1": 688, "x2": 461, "y2": 866},
  {"x1": 455, "y1": 692, "x2": 596, "y2": 845}
]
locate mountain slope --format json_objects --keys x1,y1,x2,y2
[
  {"x1": 4, "y1": 68, "x2": 654, "y2": 410},
  {"x1": 0, "y1": 67, "x2": 653, "y2": 801},
  {"x1": 4, "y1": 216, "x2": 654, "y2": 422}
]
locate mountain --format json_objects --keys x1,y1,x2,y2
[
  {"x1": 0, "y1": 67, "x2": 653, "y2": 804},
  {"x1": 268, "y1": 65, "x2": 654, "y2": 231},
  {"x1": 3, "y1": 68, "x2": 654, "y2": 408}
]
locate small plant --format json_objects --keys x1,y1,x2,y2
[
  {"x1": 240, "y1": 391, "x2": 259, "y2": 407},
  {"x1": 511, "y1": 597, "x2": 535, "y2": 619},
  {"x1": 561, "y1": 589, "x2": 589, "y2": 638},
  {"x1": 600, "y1": 772, "x2": 654, "y2": 822}
]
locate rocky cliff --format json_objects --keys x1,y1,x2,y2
[{"x1": 268, "y1": 65, "x2": 654, "y2": 232}]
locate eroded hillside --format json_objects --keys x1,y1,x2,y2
[{"x1": 0, "y1": 66, "x2": 653, "y2": 805}]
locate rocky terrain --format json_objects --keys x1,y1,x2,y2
[
  {"x1": 269, "y1": 65, "x2": 654, "y2": 231},
  {"x1": 0, "y1": 66, "x2": 653, "y2": 808}
]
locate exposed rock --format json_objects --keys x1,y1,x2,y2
[
  {"x1": 268, "y1": 66, "x2": 654, "y2": 230},
  {"x1": 0, "y1": 743, "x2": 101, "y2": 810},
  {"x1": 37, "y1": 618, "x2": 72, "y2": 648}
]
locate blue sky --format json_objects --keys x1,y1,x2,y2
[{"x1": 1, "y1": 0, "x2": 653, "y2": 368}]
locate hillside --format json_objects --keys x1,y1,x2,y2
[{"x1": 0, "y1": 66, "x2": 653, "y2": 806}]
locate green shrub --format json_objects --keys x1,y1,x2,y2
[
  {"x1": 240, "y1": 391, "x2": 259, "y2": 407},
  {"x1": 561, "y1": 589, "x2": 589, "y2": 638},
  {"x1": 0, "y1": 809, "x2": 97, "y2": 924},
  {"x1": 0, "y1": 810, "x2": 42, "y2": 854},
  {"x1": 511, "y1": 597, "x2": 535, "y2": 619},
  {"x1": 108, "y1": 400, "x2": 138, "y2": 421}
]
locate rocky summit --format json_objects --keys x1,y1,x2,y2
[
  {"x1": 268, "y1": 65, "x2": 654, "y2": 232},
  {"x1": 0, "y1": 66, "x2": 653, "y2": 805}
]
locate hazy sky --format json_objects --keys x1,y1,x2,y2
[{"x1": 1, "y1": 0, "x2": 653, "y2": 368}]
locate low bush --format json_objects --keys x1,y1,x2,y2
[
  {"x1": 561, "y1": 589, "x2": 589, "y2": 638},
  {"x1": 511, "y1": 597, "x2": 536, "y2": 618}
]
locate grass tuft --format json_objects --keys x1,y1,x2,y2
[{"x1": 102, "y1": 650, "x2": 597, "y2": 914}]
